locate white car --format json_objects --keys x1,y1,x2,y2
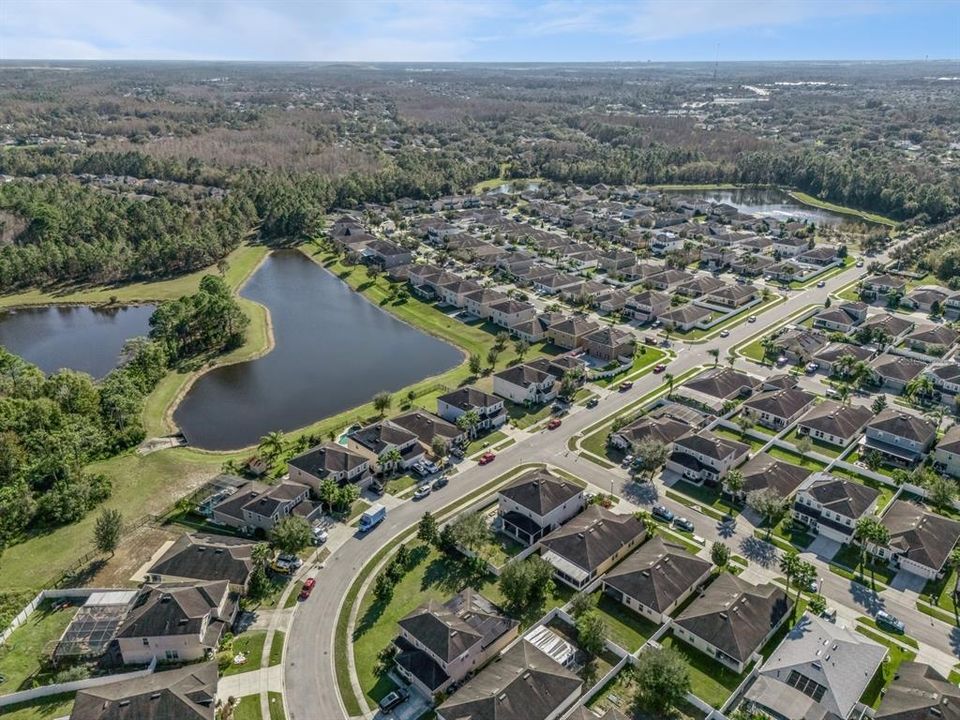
[
  {"x1": 277, "y1": 554, "x2": 303, "y2": 570},
  {"x1": 312, "y1": 527, "x2": 329, "y2": 545},
  {"x1": 719, "y1": 330, "x2": 730, "y2": 338},
  {"x1": 747, "y1": 315, "x2": 757, "y2": 323}
]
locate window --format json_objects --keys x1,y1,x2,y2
[
  {"x1": 165, "y1": 650, "x2": 180, "y2": 661},
  {"x1": 142, "y1": 638, "x2": 150, "y2": 646}
]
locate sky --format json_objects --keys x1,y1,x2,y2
[{"x1": 1, "y1": 0, "x2": 958, "y2": 63}]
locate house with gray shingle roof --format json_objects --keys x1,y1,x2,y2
[{"x1": 793, "y1": 473, "x2": 880, "y2": 544}]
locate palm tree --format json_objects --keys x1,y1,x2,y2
[
  {"x1": 723, "y1": 469, "x2": 745, "y2": 502},
  {"x1": 708, "y1": 348, "x2": 720, "y2": 366},
  {"x1": 779, "y1": 551, "x2": 801, "y2": 598},
  {"x1": 252, "y1": 542, "x2": 271, "y2": 571},
  {"x1": 456, "y1": 410, "x2": 481, "y2": 439},
  {"x1": 378, "y1": 447, "x2": 403, "y2": 475},
  {"x1": 834, "y1": 354, "x2": 856, "y2": 379},
  {"x1": 513, "y1": 338, "x2": 529, "y2": 362},
  {"x1": 905, "y1": 375, "x2": 936, "y2": 406},
  {"x1": 793, "y1": 560, "x2": 818, "y2": 608},
  {"x1": 257, "y1": 431, "x2": 286, "y2": 468},
  {"x1": 663, "y1": 372, "x2": 675, "y2": 397}
]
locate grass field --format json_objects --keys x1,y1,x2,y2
[
  {"x1": 222, "y1": 631, "x2": 268, "y2": 676},
  {"x1": 0, "y1": 600, "x2": 78, "y2": 693},
  {"x1": 268, "y1": 631, "x2": 285, "y2": 666},
  {"x1": 267, "y1": 692, "x2": 286, "y2": 720},
  {"x1": 788, "y1": 191, "x2": 899, "y2": 228},
  {"x1": 593, "y1": 592, "x2": 658, "y2": 652},
  {"x1": 855, "y1": 626, "x2": 916, "y2": 708},
  {"x1": 0, "y1": 693, "x2": 76, "y2": 720},
  {"x1": 232, "y1": 695, "x2": 263, "y2": 720},
  {"x1": 659, "y1": 632, "x2": 748, "y2": 709},
  {"x1": 591, "y1": 347, "x2": 668, "y2": 388}
]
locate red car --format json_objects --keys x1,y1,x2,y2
[
  {"x1": 652, "y1": 364, "x2": 667, "y2": 373},
  {"x1": 547, "y1": 418, "x2": 562, "y2": 430},
  {"x1": 478, "y1": 451, "x2": 496, "y2": 465},
  {"x1": 299, "y1": 577, "x2": 316, "y2": 601}
]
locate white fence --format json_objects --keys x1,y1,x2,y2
[
  {"x1": 0, "y1": 658, "x2": 157, "y2": 709},
  {"x1": 1, "y1": 588, "x2": 125, "y2": 647}
]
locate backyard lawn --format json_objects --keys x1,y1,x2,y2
[
  {"x1": 659, "y1": 632, "x2": 748, "y2": 709},
  {"x1": 466, "y1": 430, "x2": 508, "y2": 456},
  {"x1": 592, "y1": 592, "x2": 658, "y2": 652},
  {"x1": 855, "y1": 626, "x2": 917, "y2": 708},
  {"x1": 781, "y1": 428, "x2": 843, "y2": 458},
  {"x1": 710, "y1": 425, "x2": 767, "y2": 452},
  {"x1": 765, "y1": 445, "x2": 827, "y2": 470},
  {"x1": 1, "y1": 693, "x2": 76, "y2": 720},
  {"x1": 0, "y1": 599, "x2": 79, "y2": 693}
]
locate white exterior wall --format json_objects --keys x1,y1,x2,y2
[
  {"x1": 497, "y1": 493, "x2": 584, "y2": 536},
  {"x1": 118, "y1": 633, "x2": 207, "y2": 665},
  {"x1": 935, "y1": 447, "x2": 960, "y2": 479}
]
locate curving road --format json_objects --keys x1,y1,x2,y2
[{"x1": 284, "y1": 247, "x2": 949, "y2": 720}]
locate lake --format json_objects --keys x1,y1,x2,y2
[
  {"x1": 0, "y1": 303, "x2": 155, "y2": 378},
  {"x1": 173, "y1": 250, "x2": 463, "y2": 450},
  {"x1": 663, "y1": 187, "x2": 870, "y2": 227}
]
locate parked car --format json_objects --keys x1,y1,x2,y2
[
  {"x1": 652, "y1": 504, "x2": 675, "y2": 522},
  {"x1": 748, "y1": 315, "x2": 758, "y2": 323},
  {"x1": 876, "y1": 610, "x2": 905, "y2": 633},
  {"x1": 817, "y1": 280, "x2": 826, "y2": 288},
  {"x1": 621, "y1": 454, "x2": 635, "y2": 468},
  {"x1": 311, "y1": 527, "x2": 329, "y2": 545},
  {"x1": 478, "y1": 451, "x2": 496, "y2": 465},
  {"x1": 719, "y1": 329, "x2": 730, "y2": 338},
  {"x1": 370, "y1": 481, "x2": 386, "y2": 496},
  {"x1": 378, "y1": 689, "x2": 408, "y2": 713},
  {"x1": 299, "y1": 577, "x2": 316, "y2": 601},
  {"x1": 805, "y1": 362, "x2": 820, "y2": 374},
  {"x1": 673, "y1": 517, "x2": 695, "y2": 532},
  {"x1": 413, "y1": 484, "x2": 432, "y2": 500},
  {"x1": 432, "y1": 475, "x2": 449, "y2": 490},
  {"x1": 652, "y1": 364, "x2": 667, "y2": 373},
  {"x1": 618, "y1": 380, "x2": 633, "y2": 391},
  {"x1": 586, "y1": 397, "x2": 599, "y2": 408},
  {"x1": 547, "y1": 418, "x2": 562, "y2": 430},
  {"x1": 278, "y1": 554, "x2": 302, "y2": 570},
  {"x1": 856, "y1": 260, "x2": 864, "y2": 268}
]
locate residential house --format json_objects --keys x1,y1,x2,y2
[
  {"x1": 875, "y1": 662, "x2": 960, "y2": 720},
  {"x1": 862, "y1": 409, "x2": 936, "y2": 467},
  {"x1": 701, "y1": 245, "x2": 738, "y2": 270},
  {"x1": 436, "y1": 639, "x2": 583, "y2": 720},
  {"x1": 439, "y1": 278, "x2": 484, "y2": 307},
  {"x1": 648, "y1": 269, "x2": 694, "y2": 291},
  {"x1": 623, "y1": 289, "x2": 672, "y2": 322},
  {"x1": 673, "y1": 367, "x2": 759, "y2": 413},
  {"x1": 146, "y1": 535, "x2": 254, "y2": 592},
  {"x1": 812, "y1": 302, "x2": 868, "y2": 333},
  {"x1": 869, "y1": 354, "x2": 926, "y2": 393},
  {"x1": 533, "y1": 272, "x2": 584, "y2": 295},
  {"x1": 394, "y1": 590, "x2": 520, "y2": 695},
  {"x1": 905, "y1": 324, "x2": 958, "y2": 356},
  {"x1": 602, "y1": 537, "x2": 712, "y2": 624},
  {"x1": 673, "y1": 574, "x2": 792, "y2": 674},
  {"x1": 666, "y1": 431, "x2": 750, "y2": 486},
  {"x1": 540, "y1": 506, "x2": 646, "y2": 590},
  {"x1": 737, "y1": 453, "x2": 812, "y2": 500},
  {"x1": 772, "y1": 236, "x2": 810, "y2": 258},
  {"x1": 925, "y1": 363, "x2": 960, "y2": 395},
  {"x1": 581, "y1": 327, "x2": 635, "y2": 362},
  {"x1": 391, "y1": 410, "x2": 466, "y2": 453},
  {"x1": 947, "y1": 291, "x2": 960, "y2": 319},
  {"x1": 437, "y1": 386, "x2": 507, "y2": 432},
  {"x1": 811, "y1": 343, "x2": 874, "y2": 376},
  {"x1": 597, "y1": 250, "x2": 636, "y2": 273},
  {"x1": 618, "y1": 263, "x2": 662, "y2": 283},
  {"x1": 731, "y1": 254, "x2": 775, "y2": 277},
  {"x1": 796, "y1": 245, "x2": 840, "y2": 267},
  {"x1": 69, "y1": 662, "x2": 217, "y2": 720},
  {"x1": 497, "y1": 468, "x2": 585, "y2": 546},
  {"x1": 795, "y1": 401, "x2": 872, "y2": 448},
  {"x1": 742, "y1": 387, "x2": 816, "y2": 430},
  {"x1": 743, "y1": 612, "x2": 887, "y2": 720},
  {"x1": 486, "y1": 298, "x2": 537, "y2": 329},
  {"x1": 767, "y1": 261, "x2": 807, "y2": 283},
  {"x1": 211, "y1": 480, "x2": 320, "y2": 534},
  {"x1": 676, "y1": 274, "x2": 725, "y2": 298},
  {"x1": 287, "y1": 442, "x2": 372, "y2": 490},
  {"x1": 650, "y1": 232, "x2": 684, "y2": 254},
  {"x1": 463, "y1": 288, "x2": 509, "y2": 319},
  {"x1": 861, "y1": 275, "x2": 907, "y2": 296},
  {"x1": 793, "y1": 473, "x2": 880, "y2": 544},
  {"x1": 860, "y1": 313, "x2": 914, "y2": 343},
  {"x1": 597, "y1": 288, "x2": 633, "y2": 315},
  {"x1": 548, "y1": 316, "x2": 600, "y2": 351},
  {"x1": 934, "y1": 424, "x2": 960, "y2": 479},
  {"x1": 773, "y1": 328, "x2": 830, "y2": 363},
  {"x1": 510, "y1": 312, "x2": 565, "y2": 343},
  {"x1": 609, "y1": 414, "x2": 691, "y2": 454},
  {"x1": 493, "y1": 364, "x2": 558, "y2": 406},
  {"x1": 704, "y1": 284, "x2": 759, "y2": 309},
  {"x1": 657, "y1": 303, "x2": 714, "y2": 332},
  {"x1": 902, "y1": 286, "x2": 950, "y2": 313},
  {"x1": 873, "y1": 500, "x2": 960, "y2": 580},
  {"x1": 526, "y1": 355, "x2": 587, "y2": 383},
  {"x1": 361, "y1": 239, "x2": 412, "y2": 269},
  {"x1": 116, "y1": 581, "x2": 235, "y2": 665},
  {"x1": 348, "y1": 420, "x2": 425, "y2": 471}
]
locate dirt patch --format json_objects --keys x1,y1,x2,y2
[{"x1": 82, "y1": 524, "x2": 181, "y2": 588}]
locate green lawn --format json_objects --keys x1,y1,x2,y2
[
  {"x1": 222, "y1": 631, "x2": 267, "y2": 676},
  {"x1": 267, "y1": 692, "x2": 286, "y2": 720},
  {"x1": 0, "y1": 599, "x2": 79, "y2": 693},
  {"x1": 832, "y1": 545, "x2": 896, "y2": 589},
  {"x1": 592, "y1": 347, "x2": 668, "y2": 388},
  {"x1": 666, "y1": 483, "x2": 733, "y2": 521},
  {"x1": 593, "y1": 592, "x2": 658, "y2": 652},
  {"x1": 855, "y1": 626, "x2": 917, "y2": 708},
  {"x1": 384, "y1": 474, "x2": 418, "y2": 496},
  {"x1": 232, "y1": 695, "x2": 263, "y2": 720},
  {"x1": 659, "y1": 632, "x2": 749, "y2": 709},
  {"x1": 0, "y1": 692, "x2": 76, "y2": 720},
  {"x1": 923, "y1": 567, "x2": 959, "y2": 616},
  {"x1": 268, "y1": 631, "x2": 285, "y2": 667},
  {"x1": 788, "y1": 191, "x2": 899, "y2": 227},
  {"x1": 476, "y1": 532, "x2": 526, "y2": 568},
  {"x1": 671, "y1": 295, "x2": 785, "y2": 341},
  {"x1": 507, "y1": 401, "x2": 554, "y2": 430},
  {"x1": 352, "y1": 542, "x2": 571, "y2": 707},
  {"x1": 765, "y1": 445, "x2": 827, "y2": 470},
  {"x1": 781, "y1": 429, "x2": 842, "y2": 458},
  {"x1": 466, "y1": 430, "x2": 508, "y2": 456},
  {"x1": 710, "y1": 426, "x2": 766, "y2": 452},
  {"x1": 857, "y1": 617, "x2": 919, "y2": 649}
]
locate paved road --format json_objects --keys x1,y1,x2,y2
[{"x1": 285, "y1": 246, "x2": 955, "y2": 720}]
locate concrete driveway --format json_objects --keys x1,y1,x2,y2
[
  {"x1": 807, "y1": 536, "x2": 841, "y2": 561},
  {"x1": 890, "y1": 568, "x2": 928, "y2": 594}
]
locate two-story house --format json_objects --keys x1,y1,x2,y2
[
  {"x1": 462, "y1": 288, "x2": 508, "y2": 319},
  {"x1": 437, "y1": 386, "x2": 507, "y2": 433},
  {"x1": 548, "y1": 316, "x2": 600, "y2": 351},
  {"x1": 925, "y1": 363, "x2": 960, "y2": 396},
  {"x1": 539, "y1": 506, "x2": 646, "y2": 590},
  {"x1": 673, "y1": 574, "x2": 792, "y2": 674},
  {"x1": 146, "y1": 535, "x2": 255, "y2": 593},
  {"x1": 741, "y1": 388, "x2": 816, "y2": 430},
  {"x1": 623, "y1": 290, "x2": 672, "y2": 322},
  {"x1": 872, "y1": 500, "x2": 960, "y2": 580},
  {"x1": 348, "y1": 420, "x2": 425, "y2": 471},
  {"x1": 772, "y1": 236, "x2": 810, "y2": 258},
  {"x1": 795, "y1": 401, "x2": 872, "y2": 449},
  {"x1": 492, "y1": 364, "x2": 558, "y2": 406},
  {"x1": 602, "y1": 537, "x2": 712, "y2": 624},
  {"x1": 116, "y1": 581, "x2": 236, "y2": 665},
  {"x1": 497, "y1": 469, "x2": 585, "y2": 546},
  {"x1": 793, "y1": 473, "x2": 880, "y2": 544},
  {"x1": 665, "y1": 431, "x2": 751, "y2": 486},
  {"x1": 812, "y1": 302, "x2": 868, "y2": 333},
  {"x1": 862, "y1": 409, "x2": 937, "y2": 467},
  {"x1": 211, "y1": 480, "x2": 320, "y2": 534},
  {"x1": 487, "y1": 298, "x2": 537, "y2": 329},
  {"x1": 394, "y1": 590, "x2": 519, "y2": 696},
  {"x1": 934, "y1": 425, "x2": 960, "y2": 479},
  {"x1": 287, "y1": 442, "x2": 372, "y2": 491},
  {"x1": 581, "y1": 327, "x2": 635, "y2": 362}
]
